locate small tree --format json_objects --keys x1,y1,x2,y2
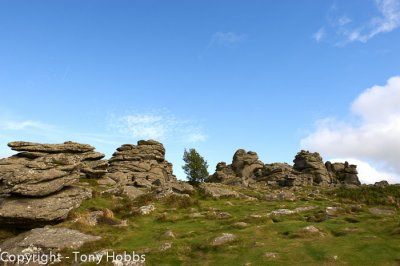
[{"x1": 182, "y1": 148, "x2": 209, "y2": 185}]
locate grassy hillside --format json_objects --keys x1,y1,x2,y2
[{"x1": 42, "y1": 183, "x2": 400, "y2": 265}]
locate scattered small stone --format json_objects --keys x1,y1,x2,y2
[
  {"x1": 139, "y1": 205, "x2": 155, "y2": 215},
  {"x1": 211, "y1": 233, "x2": 237, "y2": 246},
  {"x1": 189, "y1": 213, "x2": 205, "y2": 218},
  {"x1": 326, "y1": 206, "x2": 342, "y2": 216},
  {"x1": 161, "y1": 230, "x2": 176, "y2": 240},
  {"x1": 114, "y1": 219, "x2": 128, "y2": 227},
  {"x1": 208, "y1": 211, "x2": 232, "y2": 219},
  {"x1": 234, "y1": 222, "x2": 248, "y2": 228},
  {"x1": 369, "y1": 207, "x2": 395, "y2": 216},
  {"x1": 159, "y1": 242, "x2": 172, "y2": 252},
  {"x1": 269, "y1": 209, "x2": 295, "y2": 216},
  {"x1": 299, "y1": 225, "x2": 325, "y2": 237},
  {"x1": 264, "y1": 252, "x2": 278, "y2": 259},
  {"x1": 268, "y1": 206, "x2": 316, "y2": 216},
  {"x1": 253, "y1": 242, "x2": 265, "y2": 247}
]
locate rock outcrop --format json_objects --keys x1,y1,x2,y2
[
  {"x1": 256, "y1": 163, "x2": 294, "y2": 185},
  {"x1": 209, "y1": 149, "x2": 361, "y2": 187},
  {"x1": 325, "y1": 161, "x2": 361, "y2": 186},
  {"x1": 0, "y1": 141, "x2": 106, "y2": 198},
  {"x1": 0, "y1": 141, "x2": 100, "y2": 228},
  {"x1": 207, "y1": 149, "x2": 263, "y2": 186},
  {"x1": 293, "y1": 150, "x2": 332, "y2": 185},
  {"x1": 0, "y1": 186, "x2": 92, "y2": 227},
  {"x1": 107, "y1": 140, "x2": 175, "y2": 186},
  {"x1": 0, "y1": 226, "x2": 101, "y2": 256},
  {"x1": 105, "y1": 140, "x2": 193, "y2": 196}
]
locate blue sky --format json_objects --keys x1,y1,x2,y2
[{"x1": 1, "y1": 0, "x2": 400, "y2": 183}]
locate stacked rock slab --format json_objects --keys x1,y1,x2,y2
[
  {"x1": 256, "y1": 163, "x2": 295, "y2": 186},
  {"x1": 292, "y1": 150, "x2": 332, "y2": 186},
  {"x1": 325, "y1": 161, "x2": 361, "y2": 186},
  {"x1": 0, "y1": 141, "x2": 98, "y2": 227},
  {"x1": 106, "y1": 140, "x2": 193, "y2": 196},
  {"x1": 207, "y1": 149, "x2": 263, "y2": 186}
]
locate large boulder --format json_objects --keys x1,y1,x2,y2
[
  {"x1": 107, "y1": 140, "x2": 176, "y2": 187},
  {"x1": 325, "y1": 161, "x2": 361, "y2": 186},
  {"x1": 0, "y1": 186, "x2": 92, "y2": 228},
  {"x1": 0, "y1": 226, "x2": 101, "y2": 256},
  {"x1": 0, "y1": 141, "x2": 107, "y2": 198},
  {"x1": 207, "y1": 149, "x2": 263, "y2": 186},
  {"x1": 199, "y1": 183, "x2": 240, "y2": 199},
  {"x1": 231, "y1": 149, "x2": 264, "y2": 178},
  {"x1": 293, "y1": 150, "x2": 332, "y2": 185},
  {"x1": 0, "y1": 155, "x2": 81, "y2": 197},
  {"x1": 106, "y1": 140, "x2": 193, "y2": 196},
  {"x1": 256, "y1": 163, "x2": 293, "y2": 185}
]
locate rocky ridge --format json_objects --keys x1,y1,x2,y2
[
  {"x1": 208, "y1": 149, "x2": 361, "y2": 187},
  {"x1": 0, "y1": 140, "x2": 361, "y2": 229}
]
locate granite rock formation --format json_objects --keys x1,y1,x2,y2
[
  {"x1": 208, "y1": 149, "x2": 361, "y2": 187},
  {"x1": 0, "y1": 226, "x2": 101, "y2": 256},
  {"x1": 292, "y1": 150, "x2": 332, "y2": 186},
  {"x1": 0, "y1": 141, "x2": 100, "y2": 227},
  {"x1": 256, "y1": 163, "x2": 294, "y2": 185},
  {"x1": 325, "y1": 161, "x2": 361, "y2": 186},
  {"x1": 105, "y1": 140, "x2": 194, "y2": 196},
  {"x1": 0, "y1": 186, "x2": 92, "y2": 228},
  {"x1": 207, "y1": 149, "x2": 263, "y2": 186}
]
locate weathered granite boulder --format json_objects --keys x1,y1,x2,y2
[
  {"x1": 207, "y1": 149, "x2": 263, "y2": 186},
  {"x1": 0, "y1": 141, "x2": 106, "y2": 198},
  {"x1": 293, "y1": 150, "x2": 332, "y2": 185},
  {"x1": 0, "y1": 226, "x2": 101, "y2": 256},
  {"x1": 199, "y1": 183, "x2": 240, "y2": 199},
  {"x1": 374, "y1": 180, "x2": 389, "y2": 187},
  {"x1": 0, "y1": 186, "x2": 92, "y2": 228},
  {"x1": 232, "y1": 149, "x2": 264, "y2": 178},
  {"x1": 207, "y1": 162, "x2": 242, "y2": 185},
  {"x1": 7, "y1": 141, "x2": 108, "y2": 179},
  {"x1": 256, "y1": 163, "x2": 293, "y2": 185},
  {"x1": 325, "y1": 161, "x2": 361, "y2": 186},
  {"x1": 107, "y1": 140, "x2": 175, "y2": 186},
  {"x1": 0, "y1": 141, "x2": 104, "y2": 228},
  {"x1": 106, "y1": 140, "x2": 193, "y2": 196}
]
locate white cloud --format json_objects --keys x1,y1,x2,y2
[
  {"x1": 316, "y1": 0, "x2": 400, "y2": 44},
  {"x1": 0, "y1": 120, "x2": 51, "y2": 131},
  {"x1": 186, "y1": 133, "x2": 207, "y2": 143},
  {"x1": 345, "y1": 0, "x2": 400, "y2": 43},
  {"x1": 209, "y1": 32, "x2": 246, "y2": 47},
  {"x1": 313, "y1": 27, "x2": 325, "y2": 42},
  {"x1": 338, "y1": 15, "x2": 352, "y2": 26},
  {"x1": 111, "y1": 114, "x2": 168, "y2": 139},
  {"x1": 301, "y1": 76, "x2": 400, "y2": 183},
  {"x1": 108, "y1": 111, "x2": 207, "y2": 143}
]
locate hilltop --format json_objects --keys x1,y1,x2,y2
[{"x1": 0, "y1": 140, "x2": 399, "y2": 265}]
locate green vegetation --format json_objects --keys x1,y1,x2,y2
[
  {"x1": 329, "y1": 185, "x2": 400, "y2": 206},
  {"x1": 182, "y1": 148, "x2": 209, "y2": 185},
  {"x1": 52, "y1": 184, "x2": 400, "y2": 265}
]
